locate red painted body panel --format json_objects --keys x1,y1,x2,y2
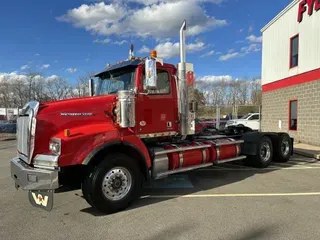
[
  {"x1": 34, "y1": 94, "x2": 151, "y2": 167},
  {"x1": 56, "y1": 123, "x2": 120, "y2": 166},
  {"x1": 164, "y1": 142, "x2": 210, "y2": 170},
  {"x1": 135, "y1": 64, "x2": 179, "y2": 135}
]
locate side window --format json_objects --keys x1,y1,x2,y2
[
  {"x1": 289, "y1": 100, "x2": 297, "y2": 131},
  {"x1": 249, "y1": 114, "x2": 259, "y2": 120},
  {"x1": 290, "y1": 35, "x2": 299, "y2": 68},
  {"x1": 142, "y1": 69, "x2": 170, "y2": 94}
]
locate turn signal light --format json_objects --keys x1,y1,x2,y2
[
  {"x1": 64, "y1": 129, "x2": 70, "y2": 137},
  {"x1": 150, "y1": 50, "x2": 157, "y2": 58}
]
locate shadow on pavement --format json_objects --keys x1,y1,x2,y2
[{"x1": 70, "y1": 156, "x2": 313, "y2": 216}]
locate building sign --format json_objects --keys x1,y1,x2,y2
[{"x1": 298, "y1": 0, "x2": 320, "y2": 22}]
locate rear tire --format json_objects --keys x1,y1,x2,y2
[
  {"x1": 273, "y1": 134, "x2": 292, "y2": 163},
  {"x1": 82, "y1": 153, "x2": 142, "y2": 214},
  {"x1": 244, "y1": 136, "x2": 273, "y2": 168}
]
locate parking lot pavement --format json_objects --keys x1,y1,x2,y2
[{"x1": 1, "y1": 143, "x2": 320, "y2": 240}]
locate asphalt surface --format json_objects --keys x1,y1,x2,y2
[{"x1": 1, "y1": 141, "x2": 320, "y2": 240}]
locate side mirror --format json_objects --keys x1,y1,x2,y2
[
  {"x1": 145, "y1": 58, "x2": 157, "y2": 90},
  {"x1": 88, "y1": 78, "x2": 95, "y2": 96}
]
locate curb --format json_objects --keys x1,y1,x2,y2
[{"x1": 294, "y1": 149, "x2": 320, "y2": 160}]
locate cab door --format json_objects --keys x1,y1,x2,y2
[{"x1": 135, "y1": 65, "x2": 178, "y2": 136}]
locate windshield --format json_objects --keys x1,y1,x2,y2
[
  {"x1": 96, "y1": 67, "x2": 136, "y2": 95},
  {"x1": 240, "y1": 113, "x2": 251, "y2": 119}
]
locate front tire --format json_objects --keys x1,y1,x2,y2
[{"x1": 82, "y1": 153, "x2": 142, "y2": 214}]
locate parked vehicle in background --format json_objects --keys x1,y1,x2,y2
[
  {"x1": 226, "y1": 113, "x2": 260, "y2": 130},
  {"x1": 0, "y1": 120, "x2": 17, "y2": 133}
]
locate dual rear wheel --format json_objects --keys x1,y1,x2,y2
[{"x1": 244, "y1": 134, "x2": 292, "y2": 168}]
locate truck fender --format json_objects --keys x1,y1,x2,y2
[
  {"x1": 82, "y1": 138, "x2": 152, "y2": 180},
  {"x1": 240, "y1": 132, "x2": 274, "y2": 156}
]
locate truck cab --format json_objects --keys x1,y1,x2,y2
[{"x1": 95, "y1": 60, "x2": 179, "y2": 137}]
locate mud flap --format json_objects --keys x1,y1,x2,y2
[{"x1": 28, "y1": 190, "x2": 54, "y2": 212}]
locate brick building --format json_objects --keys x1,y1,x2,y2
[{"x1": 261, "y1": 0, "x2": 320, "y2": 146}]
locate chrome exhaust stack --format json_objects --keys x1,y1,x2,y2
[{"x1": 177, "y1": 20, "x2": 195, "y2": 138}]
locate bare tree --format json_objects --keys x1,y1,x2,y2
[
  {"x1": 46, "y1": 77, "x2": 73, "y2": 101},
  {"x1": 72, "y1": 71, "x2": 95, "y2": 98}
]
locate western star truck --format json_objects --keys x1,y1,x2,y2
[{"x1": 10, "y1": 21, "x2": 293, "y2": 214}]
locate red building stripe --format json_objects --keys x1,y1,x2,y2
[{"x1": 262, "y1": 67, "x2": 320, "y2": 92}]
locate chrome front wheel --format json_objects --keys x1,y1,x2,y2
[{"x1": 102, "y1": 167, "x2": 132, "y2": 201}]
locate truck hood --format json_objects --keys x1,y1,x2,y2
[{"x1": 33, "y1": 95, "x2": 117, "y2": 156}]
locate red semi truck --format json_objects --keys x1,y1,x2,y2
[{"x1": 11, "y1": 21, "x2": 293, "y2": 214}]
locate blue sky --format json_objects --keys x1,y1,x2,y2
[{"x1": 0, "y1": 0, "x2": 292, "y2": 83}]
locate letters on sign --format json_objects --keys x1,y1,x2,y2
[{"x1": 298, "y1": 0, "x2": 320, "y2": 22}]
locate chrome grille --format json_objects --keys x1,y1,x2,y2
[
  {"x1": 17, "y1": 101, "x2": 39, "y2": 164},
  {"x1": 17, "y1": 116, "x2": 30, "y2": 162}
]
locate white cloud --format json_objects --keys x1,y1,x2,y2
[
  {"x1": 94, "y1": 38, "x2": 112, "y2": 44},
  {"x1": 114, "y1": 40, "x2": 127, "y2": 45},
  {"x1": 198, "y1": 75, "x2": 232, "y2": 83},
  {"x1": 20, "y1": 65, "x2": 29, "y2": 70},
  {"x1": 34, "y1": 53, "x2": 40, "y2": 56},
  {"x1": 215, "y1": 52, "x2": 222, "y2": 55},
  {"x1": 94, "y1": 38, "x2": 127, "y2": 45},
  {"x1": 241, "y1": 43, "x2": 261, "y2": 54},
  {"x1": 219, "y1": 52, "x2": 239, "y2": 61},
  {"x1": 228, "y1": 49, "x2": 235, "y2": 53},
  {"x1": 54, "y1": 60, "x2": 59, "y2": 63},
  {"x1": 139, "y1": 40, "x2": 206, "y2": 59},
  {"x1": 66, "y1": 68, "x2": 77, "y2": 73},
  {"x1": 200, "y1": 50, "x2": 214, "y2": 57},
  {"x1": 41, "y1": 64, "x2": 50, "y2": 69},
  {"x1": 138, "y1": 45, "x2": 150, "y2": 54},
  {"x1": 46, "y1": 75, "x2": 59, "y2": 81},
  {"x1": 57, "y1": 1, "x2": 227, "y2": 39},
  {"x1": 246, "y1": 35, "x2": 262, "y2": 43}
]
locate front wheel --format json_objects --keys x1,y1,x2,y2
[{"x1": 82, "y1": 153, "x2": 142, "y2": 214}]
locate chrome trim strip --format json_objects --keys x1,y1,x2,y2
[
  {"x1": 138, "y1": 131, "x2": 178, "y2": 139},
  {"x1": 216, "y1": 155, "x2": 247, "y2": 164},
  {"x1": 216, "y1": 147, "x2": 220, "y2": 160},
  {"x1": 214, "y1": 140, "x2": 244, "y2": 147},
  {"x1": 155, "y1": 163, "x2": 213, "y2": 179},
  {"x1": 202, "y1": 149, "x2": 207, "y2": 163},
  {"x1": 179, "y1": 152, "x2": 184, "y2": 168},
  {"x1": 154, "y1": 144, "x2": 211, "y2": 156}
]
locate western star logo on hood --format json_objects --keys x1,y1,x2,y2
[{"x1": 60, "y1": 112, "x2": 93, "y2": 116}]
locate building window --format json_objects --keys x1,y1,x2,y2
[
  {"x1": 289, "y1": 100, "x2": 297, "y2": 131},
  {"x1": 290, "y1": 35, "x2": 299, "y2": 68}
]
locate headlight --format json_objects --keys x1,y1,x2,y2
[{"x1": 49, "y1": 138, "x2": 61, "y2": 155}]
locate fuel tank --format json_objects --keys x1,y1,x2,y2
[{"x1": 163, "y1": 138, "x2": 241, "y2": 171}]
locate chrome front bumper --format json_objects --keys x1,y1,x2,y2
[{"x1": 11, "y1": 157, "x2": 59, "y2": 190}]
